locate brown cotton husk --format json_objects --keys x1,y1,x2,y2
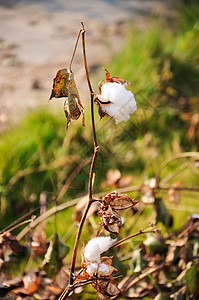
[{"x1": 98, "y1": 191, "x2": 138, "y2": 234}]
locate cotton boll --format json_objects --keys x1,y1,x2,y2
[
  {"x1": 98, "y1": 82, "x2": 137, "y2": 124},
  {"x1": 84, "y1": 239, "x2": 100, "y2": 263},
  {"x1": 98, "y1": 263, "x2": 110, "y2": 276},
  {"x1": 84, "y1": 236, "x2": 116, "y2": 263},
  {"x1": 95, "y1": 236, "x2": 116, "y2": 254},
  {"x1": 86, "y1": 262, "x2": 99, "y2": 276}
]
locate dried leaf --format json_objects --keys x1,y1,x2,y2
[
  {"x1": 4, "y1": 233, "x2": 21, "y2": 256},
  {"x1": 49, "y1": 69, "x2": 70, "y2": 99},
  {"x1": 64, "y1": 71, "x2": 85, "y2": 128},
  {"x1": 56, "y1": 267, "x2": 69, "y2": 289},
  {"x1": 98, "y1": 205, "x2": 122, "y2": 234},
  {"x1": 49, "y1": 68, "x2": 85, "y2": 128},
  {"x1": 110, "y1": 194, "x2": 138, "y2": 210}
]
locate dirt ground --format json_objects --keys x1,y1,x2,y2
[{"x1": 0, "y1": 0, "x2": 173, "y2": 132}]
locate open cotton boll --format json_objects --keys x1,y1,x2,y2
[
  {"x1": 98, "y1": 82, "x2": 137, "y2": 124},
  {"x1": 84, "y1": 236, "x2": 116, "y2": 263},
  {"x1": 84, "y1": 239, "x2": 100, "y2": 263},
  {"x1": 86, "y1": 262, "x2": 99, "y2": 276},
  {"x1": 98, "y1": 263, "x2": 110, "y2": 276}
]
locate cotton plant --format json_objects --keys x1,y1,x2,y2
[{"x1": 49, "y1": 23, "x2": 148, "y2": 300}]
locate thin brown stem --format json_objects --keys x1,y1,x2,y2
[
  {"x1": 68, "y1": 22, "x2": 99, "y2": 288},
  {"x1": 81, "y1": 22, "x2": 97, "y2": 148},
  {"x1": 69, "y1": 28, "x2": 82, "y2": 72},
  {"x1": 110, "y1": 229, "x2": 157, "y2": 249},
  {"x1": 69, "y1": 199, "x2": 94, "y2": 285},
  {"x1": 1, "y1": 218, "x2": 35, "y2": 238}
]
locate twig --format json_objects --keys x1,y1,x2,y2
[
  {"x1": 16, "y1": 198, "x2": 80, "y2": 241},
  {"x1": 112, "y1": 263, "x2": 165, "y2": 300},
  {"x1": 156, "y1": 152, "x2": 199, "y2": 184},
  {"x1": 160, "y1": 161, "x2": 190, "y2": 185},
  {"x1": 158, "y1": 185, "x2": 199, "y2": 192},
  {"x1": 0, "y1": 207, "x2": 39, "y2": 234},
  {"x1": 1, "y1": 218, "x2": 35, "y2": 238},
  {"x1": 69, "y1": 28, "x2": 82, "y2": 72},
  {"x1": 58, "y1": 278, "x2": 93, "y2": 300},
  {"x1": 68, "y1": 22, "x2": 99, "y2": 287},
  {"x1": 111, "y1": 229, "x2": 157, "y2": 249}
]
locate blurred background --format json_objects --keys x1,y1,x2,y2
[{"x1": 0, "y1": 0, "x2": 199, "y2": 275}]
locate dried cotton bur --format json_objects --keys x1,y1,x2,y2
[
  {"x1": 49, "y1": 68, "x2": 85, "y2": 128},
  {"x1": 76, "y1": 236, "x2": 120, "y2": 298},
  {"x1": 98, "y1": 191, "x2": 138, "y2": 234},
  {"x1": 95, "y1": 69, "x2": 137, "y2": 123}
]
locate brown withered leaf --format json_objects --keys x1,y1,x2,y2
[
  {"x1": 3, "y1": 232, "x2": 22, "y2": 255},
  {"x1": 110, "y1": 194, "x2": 138, "y2": 210},
  {"x1": 49, "y1": 69, "x2": 69, "y2": 99},
  {"x1": 49, "y1": 68, "x2": 85, "y2": 128},
  {"x1": 12, "y1": 269, "x2": 42, "y2": 295},
  {"x1": 64, "y1": 71, "x2": 85, "y2": 128}
]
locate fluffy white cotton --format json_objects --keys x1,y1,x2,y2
[
  {"x1": 86, "y1": 262, "x2": 111, "y2": 276},
  {"x1": 98, "y1": 82, "x2": 137, "y2": 124},
  {"x1": 98, "y1": 263, "x2": 110, "y2": 276},
  {"x1": 86, "y1": 262, "x2": 99, "y2": 276},
  {"x1": 84, "y1": 236, "x2": 116, "y2": 263}
]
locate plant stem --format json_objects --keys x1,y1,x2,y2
[
  {"x1": 69, "y1": 199, "x2": 93, "y2": 285},
  {"x1": 69, "y1": 28, "x2": 82, "y2": 72},
  {"x1": 68, "y1": 22, "x2": 99, "y2": 288},
  {"x1": 110, "y1": 229, "x2": 157, "y2": 249}
]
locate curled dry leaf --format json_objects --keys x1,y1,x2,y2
[
  {"x1": 49, "y1": 68, "x2": 85, "y2": 128},
  {"x1": 98, "y1": 191, "x2": 138, "y2": 234},
  {"x1": 104, "y1": 191, "x2": 138, "y2": 210},
  {"x1": 0, "y1": 232, "x2": 22, "y2": 267}
]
